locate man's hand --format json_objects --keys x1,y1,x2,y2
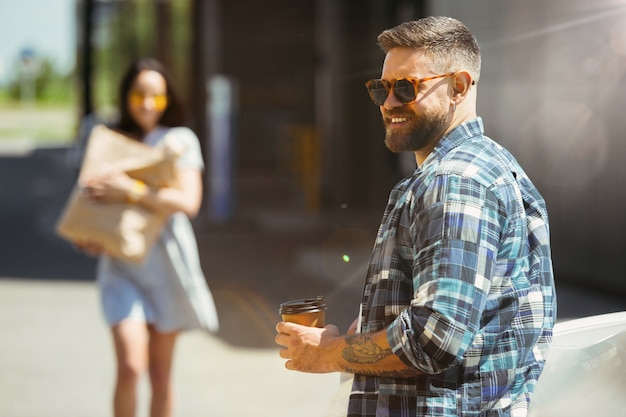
[
  {"x1": 276, "y1": 319, "x2": 422, "y2": 377},
  {"x1": 347, "y1": 317, "x2": 359, "y2": 336},
  {"x1": 275, "y1": 321, "x2": 342, "y2": 373}
]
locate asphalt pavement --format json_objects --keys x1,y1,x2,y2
[{"x1": 0, "y1": 278, "x2": 344, "y2": 417}]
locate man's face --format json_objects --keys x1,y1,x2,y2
[{"x1": 379, "y1": 48, "x2": 452, "y2": 154}]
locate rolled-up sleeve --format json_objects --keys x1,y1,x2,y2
[{"x1": 387, "y1": 175, "x2": 503, "y2": 373}]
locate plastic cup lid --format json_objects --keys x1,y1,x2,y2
[{"x1": 279, "y1": 296, "x2": 326, "y2": 314}]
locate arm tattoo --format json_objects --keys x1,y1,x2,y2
[
  {"x1": 341, "y1": 334, "x2": 392, "y2": 364},
  {"x1": 341, "y1": 334, "x2": 423, "y2": 377}
]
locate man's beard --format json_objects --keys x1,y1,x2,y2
[{"x1": 383, "y1": 109, "x2": 448, "y2": 153}]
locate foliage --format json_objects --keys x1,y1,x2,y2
[
  {"x1": 91, "y1": 0, "x2": 192, "y2": 114},
  {"x1": 2, "y1": 56, "x2": 75, "y2": 105},
  {"x1": 0, "y1": 0, "x2": 193, "y2": 144}
]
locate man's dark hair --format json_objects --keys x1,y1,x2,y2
[{"x1": 377, "y1": 16, "x2": 481, "y2": 82}]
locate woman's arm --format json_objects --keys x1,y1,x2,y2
[
  {"x1": 135, "y1": 168, "x2": 203, "y2": 218},
  {"x1": 83, "y1": 166, "x2": 203, "y2": 218}
]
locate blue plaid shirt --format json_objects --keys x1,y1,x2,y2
[{"x1": 348, "y1": 118, "x2": 556, "y2": 417}]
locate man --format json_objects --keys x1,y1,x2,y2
[{"x1": 276, "y1": 16, "x2": 556, "y2": 417}]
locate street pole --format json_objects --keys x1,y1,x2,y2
[
  {"x1": 154, "y1": 0, "x2": 172, "y2": 69},
  {"x1": 80, "y1": 0, "x2": 94, "y2": 118}
]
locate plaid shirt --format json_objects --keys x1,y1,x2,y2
[{"x1": 348, "y1": 118, "x2": 556, "y2": 417}]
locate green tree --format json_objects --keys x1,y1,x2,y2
[{"x1": 4, "y1": 56, "x2": 74, "y2": 105}]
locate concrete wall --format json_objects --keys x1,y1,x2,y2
[{"x1": 429, "y1": 0, "x2": 626, "y2": 292}]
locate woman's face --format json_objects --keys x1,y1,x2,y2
[{"x1": 127, "y1": 70, "x2": 168, "y2": 134}]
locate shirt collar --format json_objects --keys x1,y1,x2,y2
[{"x1": 420, "y1": 117, "x2": 484, "y2": 168}]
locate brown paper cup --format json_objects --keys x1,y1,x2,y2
[{"x1": 279, "y1": 296, "x2": 327, "y2": 328}]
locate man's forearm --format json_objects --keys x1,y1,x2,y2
[{"x1": 339, "y1": 329, "x2": 422, "y2": 377}]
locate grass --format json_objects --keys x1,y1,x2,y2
[
  {"x1": 0, "y1": 100, "x2": 79, "y2": 146},
  {"x1": 0, "y1": 73, "x2": 81, "y2": 146}
]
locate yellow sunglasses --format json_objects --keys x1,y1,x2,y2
[{"x1": 128, "y1": 91, "x2": 168, "y2": 110}]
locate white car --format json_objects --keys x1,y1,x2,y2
[{"x1": 529, "y1": 311, "x2": 626, "y2": 416}]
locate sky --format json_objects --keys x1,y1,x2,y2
[{"x1": 0, "y1": 0, "x2": 75, "y2": 84}]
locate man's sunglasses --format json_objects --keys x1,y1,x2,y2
[{"x1": 365, "y1": 72, "x2": 456, "y2": 105}]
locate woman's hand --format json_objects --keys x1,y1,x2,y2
[
  {"x1": 73, "y1": 239, "x2": 106, "y2": 256},
  {"x1": 82, "y1": 168, "x2": 134, "y2": 204},
  {"x1": 82, "y1": 167, "x2": 203, "y2": 218}
]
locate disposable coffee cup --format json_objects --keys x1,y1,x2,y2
[{"x1": 279, "y1": 296, "x2": 327, "y2": 328}]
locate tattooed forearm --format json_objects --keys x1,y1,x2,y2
[
  {"x1": 341, "y1": 334, "x2": 423, "y2": 377},
  {"x1": 344, "y1": 366, "x2": 421, "y2": 377},
  {"x1": 341, "y1": 334, "x2": 392, "y2": 364}
]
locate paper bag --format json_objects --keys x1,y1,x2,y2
[{"x1": 56, "y1": 125, "x2": 182, "y2": 264}]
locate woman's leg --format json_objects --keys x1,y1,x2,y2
[
  {"x1": 111, "y1": 320, "x2": 149, "y2": 417},
  {"x1": 147, "y1": 325, "x2": 179, "y2": 417}
]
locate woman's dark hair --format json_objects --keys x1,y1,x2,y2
[{"x1": 116, "y1": 57, "x2": 186, "y2": 136}]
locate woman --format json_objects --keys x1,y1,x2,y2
[{"x1": 76, "y1": 58, "x2": 219, "y2": 417}]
